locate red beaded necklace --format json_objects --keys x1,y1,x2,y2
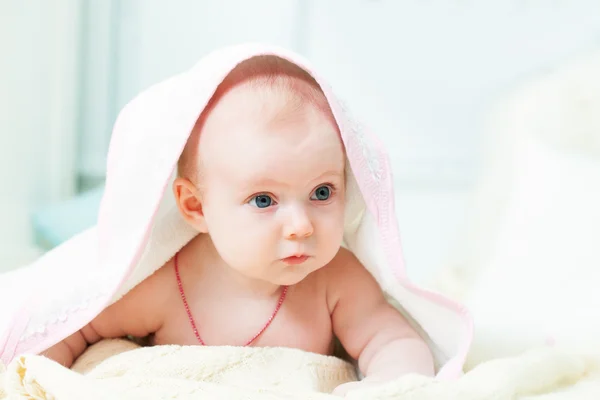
[{"x1": 174, "y1": 252, "x2": 288, "y2": 346}]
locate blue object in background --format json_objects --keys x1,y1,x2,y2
[{"x1": 31, "y1": 186, "x2": 105, "y2": 250}]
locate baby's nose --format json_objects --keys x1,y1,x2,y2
[{"x1": 284, "y1": 207, "x2": 313, "y2": 239}]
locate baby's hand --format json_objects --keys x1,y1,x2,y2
[{"x1": 332, "y1": 375, "x2": 392, "y2": 397}]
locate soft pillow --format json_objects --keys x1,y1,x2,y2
[{"x1": 462, "y1": 135, "x2": 600, "y2": 368}]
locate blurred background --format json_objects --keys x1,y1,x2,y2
[{"x1": 1, "y1": 0, "x2": 600, "y2": 288}]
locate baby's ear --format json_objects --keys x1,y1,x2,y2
[{"x1": 173, "y1": 177, "x2": 208, "y2": 233}]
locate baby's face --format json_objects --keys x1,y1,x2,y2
[{"x1": 197, "y1": 86, "x2": 346, "y2": 286}]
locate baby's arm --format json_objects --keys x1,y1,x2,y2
[
  {"x1": 42, "y1": 263, "x2": 169, "y2": 367},
  {"x1": 328, "y1": 249, "x2": 434, "y2": 383}
]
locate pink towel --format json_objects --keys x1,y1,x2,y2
[{"x1": 0, "y1": 43, "x2": 472, "y2": 378}]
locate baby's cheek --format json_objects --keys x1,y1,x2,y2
[
  {"x1": 318, "y1": 213, "x2": 345, "y2": 253},
  {"x1": 222, "y1": 219, "x2": 274, "y2": 263},
  {"x1": 327, "y1": 206, "x2": 346, "y2": 235},
  {"x1": 206, "y1": 212, "x2": 251, "y2": 256}
]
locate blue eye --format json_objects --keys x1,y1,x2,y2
[
  {"x1": 249, "y1": 194, "x2": 274, "y2": 208},
  {"x1": 311, "y1": 185, "x2": 331, "y2": 201}
]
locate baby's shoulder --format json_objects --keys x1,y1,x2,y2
[
  {"x1": 126, "y1": 256, "x2": 177, "y2": 300},
  {"x1": 320, "y1": 247, "x2": 385, "y2": 312},
  {"x1": 319, "y1": 247, "x2": 376, "y2": 287},
  {"x1": 96, "y1": 255, "x2": 176, "y2": 334}
]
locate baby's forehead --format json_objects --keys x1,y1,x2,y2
[
  {"x1": 218, "y1": 138, "x2": 346, "y2": 189},
  {"x1": 178, "y1": 56, "x2": 340, "y2": 182},
  {"x1": 201, "y1": 101, "x2": 345, "y2": 185},
  {"x1": 206, "y1": 79, "x2": 323, "y2": 127},
  {"x1": 201, "y1": 79, "x2": 339, "y2": 147},
  {"x1": 207, "y1": 114, "x2": 342, "y2": 167}
]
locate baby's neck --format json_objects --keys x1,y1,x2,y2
[{"x1": 188, "y1": 234, "x2": 282, "y2": 298}]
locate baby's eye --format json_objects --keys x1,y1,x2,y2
[
  {"x1": 310, "y1": 185, "x2": 332, "y2": 201},
  {"x1": 249, "y1": 194, "x2": 275, "y2": 208}
]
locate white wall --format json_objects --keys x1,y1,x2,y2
[
  {"x1": 115, "y1": 0, "x2": 301, "y2": 105},
  {"x1": 305, "y1": 0, "x2": 600, "y2": 186},
  {"x1": 0, "y1": 1, "x2": 80, "y2": 271},
  {"x1": 77, "y1": 0, "x2": 120, "y2": 185}
]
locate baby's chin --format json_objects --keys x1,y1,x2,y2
[
  {"x1": 271, "y1": 274, "x2": 309, "y2": 287},
  {"x1": 269, "y1": 261, "x2": 324, "y2": 286}
]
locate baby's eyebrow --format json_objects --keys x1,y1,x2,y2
[
  {"x1": 241, "y1": 170, "x2": 344, "y2": 191},
  {"x1": 243, "y1": 177, "x2": 286, "y2": 189},
  {"x1": 312, "y1": 170, "x2": 344, "y2": 181}
]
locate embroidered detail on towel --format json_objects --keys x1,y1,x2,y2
[
  {"x1": 20, "y1": 282, "x2": 110, "y2": 342},
  {"x1": 337, "y1": 98, "x2": 382, "y2": 182}
]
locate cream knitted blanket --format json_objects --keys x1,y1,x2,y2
[{"x1": 1, "y1": 339, "x2": 599, "y2": 399}]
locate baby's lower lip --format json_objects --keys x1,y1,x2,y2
[{"x1": 282, "y1": 255, "x2": 309, "y2": 265}]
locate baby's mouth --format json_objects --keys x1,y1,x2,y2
[{"x1": 281, "y1": 255, "x2": 309, "y2": 265}]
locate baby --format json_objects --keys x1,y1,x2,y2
[{"x1": 44, "y1": 56, "x2": 434, "y2": 394}]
